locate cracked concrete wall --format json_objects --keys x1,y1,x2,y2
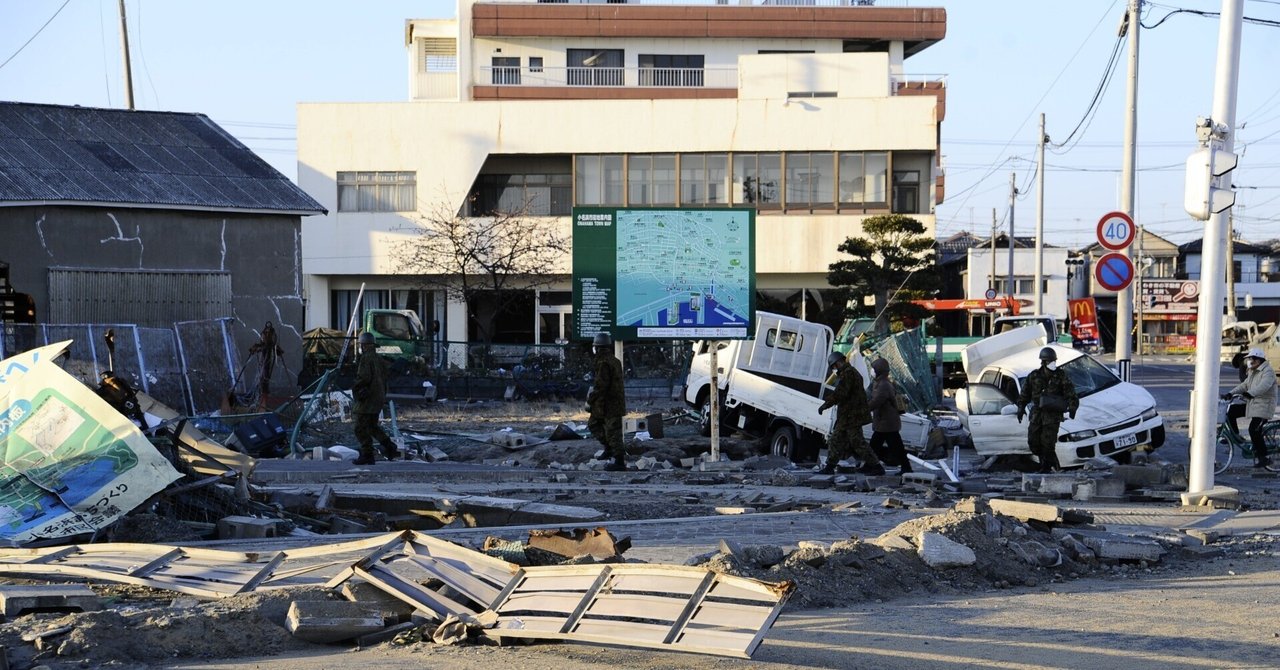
[{"x1": 2, "y1": 206, "x2": 306, "y2": 390}]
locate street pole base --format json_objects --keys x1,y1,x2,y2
[{"x1": 1180, "y1": 485, "x2": 1240, "y2": 507}]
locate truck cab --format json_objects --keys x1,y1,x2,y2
[{"x1": 364, "y1": 309, "x2": 431, "y2": 360}]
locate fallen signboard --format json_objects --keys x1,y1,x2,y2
[{"x1": 0, "y1": 342, "x2": 182, "y2": 544}]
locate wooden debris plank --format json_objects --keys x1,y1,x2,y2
[
  {"x1": 406, "y1": 534, "x2": 517, "y2": 584},
  {"x1": 25, "y1": 546, "x2": 79, "y2": 564},
  {"x1": 400, "y1": 555, "x2": 502, "y2": 606},
  {"x1": 354, "y1": 564, "x2": 475, "y2": 620},
  {"x1": 126, "y1": 548, "x2": 185, "y2": 578},
  {"x1": 487, "y1": 617, "x2": 752, "y2": 659},
  {"x1": 663, "y1": 572, "x2": 716, "y2": 644},
  {"x1": 559, "y1": 566, "x2": 613, "y2": 634},
  {"x1": 236, "y1": 552, "x2": 287, "y2": 594}
]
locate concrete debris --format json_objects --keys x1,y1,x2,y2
[
  {"x1": 1009, "y1": 539, "x2": 1062, "y2": 567},
  {"x1": 285, "y1": 600, "x2": 386, "y2": 643},
  {"x1": 916, "y1": 532, "x2": 976, "y2": 569},
  {"x1": 988, "y1": 499, "x2": 1061, "y2": 523},
  {"x1": 0, "y1": 586, "x2": 101, "y2": 620}
]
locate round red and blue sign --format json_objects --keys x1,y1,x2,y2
[{"x1": 1094, "y1": 252, "x2": 1135, "y2": 292}]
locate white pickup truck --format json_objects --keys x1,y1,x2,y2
[{"x1": 684, "y1": 311, "x2": 931, "y2": 463}]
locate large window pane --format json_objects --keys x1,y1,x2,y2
[
  {"x1": 865, "y1": 152, "x2": 888, "y2": 203},
  {"x1": 812, "y1": 152, "x2": 834, "y2": 206},
  {"x1": 628, "y1": 155, "x2": 652, "y2": 205},
  {"x1": 706, "y1": 153, "x2": 727, "y2": 204},
  {"x1": 681, "y1": 153, "x2": 706, "y2": 205},
  {"x1": 603, "y1": 154, "x2": 625, "y2": 205},
  {"x1": 758, "y1": 153, "x2": 781, "y2": 206},
  {"x1": 838, "y1": 152, "x2": 865, "y2": 204},
  {"x1": 785, "y1": 152, "x2": 811, "y2": 206},
  {"x1": 576, "y1": 155, "x2": 602, "y2": 205},
  {"x1": 732, "y1": 153, "x2": 756, "y2": 205},
  {"x1": 652, "y1": 154, "x2": 676, "y2": 205}
]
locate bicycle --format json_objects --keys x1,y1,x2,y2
[{"x1": 1214, "y1": 397, "x2": 1280, "y2": 474}]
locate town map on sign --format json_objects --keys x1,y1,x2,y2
[{"x1": 615, "y1": 210, "x2": 750, "y2": 332}]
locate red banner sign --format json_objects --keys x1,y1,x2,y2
[{"x1": 1068, "y1": 298, "x2": 1100, "y2": 345}]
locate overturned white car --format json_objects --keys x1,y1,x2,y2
[{"x1": 955, "y1": 327, "x2": 1165, "y2": 468}]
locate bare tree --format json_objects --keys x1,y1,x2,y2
[{"x1": 391, "y1": 196, "x2": 569, "y2": 344}]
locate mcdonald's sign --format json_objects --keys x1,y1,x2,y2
[{"x1": 1068, "y1": 298, "x2": 1100, "y2": 345}]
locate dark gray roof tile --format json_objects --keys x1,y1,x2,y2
[{"x1": 0, "y1": 102, "x2": 324, "y2": 214}]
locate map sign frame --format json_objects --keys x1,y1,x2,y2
[{"x1": 572, "y1": 207, "x2": 756, "y2": 341}]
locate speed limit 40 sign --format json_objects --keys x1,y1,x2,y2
[{"x1": 1097, "y1": 211, "x2": 1136, "y2": 251}]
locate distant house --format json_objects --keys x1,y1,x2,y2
[{"x1": 0, "y1": 101, "x2": 325, "y2": 377}]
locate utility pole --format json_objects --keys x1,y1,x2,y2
[
  {"x1": 1188, "y1": 0, "x2": 1244, "y2": 496},
  {"x1": 1136, "y1": 226, "x2": 1145, "y2": 357},
  {"x1": 1008, "y1": 172, "x2": 1017, "y2": 304},
  {"x1": 117, "y1": 0, "x2": 135, "y2": 110},
  {"x1": 1035, "y1": 113, "x2": 1047, "y2": 315},
  {"x1": 991, "y1": 208, "x2": 998, "y2": 334},
  {"x1": 1115, "y1": 0, "x2": 1140, "y2": 370},
  {"x1": 1226, "y1": 211, "x2": 1236, "y2": 319}
]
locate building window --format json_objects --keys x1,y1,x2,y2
[
  {"x1": 529, "y1": 56, "x2": 543, "y2": 73},
  {"x1": 492, "y1": 56, "x2": 520, "y2": 85},
  {"x1": 681, "y1": 154, "x2": 729, "y2": 205},
  {"x1": 575, "y1": 155, "x2": 624, "y2": 205},
  {"x1": 785, "y1": 152, "x2": 835, "y2": 208},
  {"x1": 893, "y1": 170, "x2": 920, "y2": 213},
  {"x1": 567, "y1": 49, "x2": 624, "y2": 86},
  {"x1": 474, "y1": 173, "x2": 571, "y2": 216},
  {"x1": 337, "y1": 171, "x2": 416, "y2": 212},
  {"x1": 837, "y1": 152, "x2": 887, "y2": 206},
  {"x1": 420, "y1": 38, "x2": 457, "y2": 73},
  {"x1": 732, "y1": 153, "x2": 781, "y2": 208},
  {"x1": 626, "y1": 155, "x2": 675, "y2": 205},
  {"x1": 638, "y1": 54, "x2": 705, "y2": 87}
]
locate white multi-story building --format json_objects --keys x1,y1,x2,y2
[{"x1": 297, "y1": 0, "x2": 947, "y2": 345}]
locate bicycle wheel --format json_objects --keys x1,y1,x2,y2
[
  {"x1": 1214, "y1": 425, "x2": 1233, "y2": 475},
  {"x1": 1264, "y1": 423, "x2": 1280, "y2": 473}
]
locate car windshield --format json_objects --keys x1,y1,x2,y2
[{"x1": 1018, "y1": 356, "x2": 1119, "y2": 399}]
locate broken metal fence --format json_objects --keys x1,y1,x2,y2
[
  {"x1": 866, "y1": 323, "x2": 940, "y2": 413},
  {"x1": 0, "y1": 319, "x2": 240, "y2": 416},
  {"x1": 301, "y1": 337, "x2": 694, "y2": 402}
]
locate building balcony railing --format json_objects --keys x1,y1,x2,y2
[
  {"x1": 478, "y1": 65, "x2": 738, "y2": 89},
  {"x1": 481, "y1": 0, "x2": 912, "y2": 6}
]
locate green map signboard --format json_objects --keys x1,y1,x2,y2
[{"x1": 573, "y1": 207, "x2": 755, "y2": 341}]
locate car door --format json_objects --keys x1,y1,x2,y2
[{"x1": 959, "y1": 377, "x2": 1027, "y2": 455}]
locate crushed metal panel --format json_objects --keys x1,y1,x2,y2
[
  {"x1": 0, "y1": 344, "x2": 182, "y2": 544},
  {"x1": 486, "y1": 563, "x2": 794, "y2": 658},
  {"x1": 135, "y1": 391, "x2": 254, "y2": 476}
]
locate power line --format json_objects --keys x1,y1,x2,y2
[
  {"x1": 1050, "y1": 31, "x2": 1125, "y2": 154},
  {"x1": 0, "y1": 0, "x2": 74, "y2": 71}
]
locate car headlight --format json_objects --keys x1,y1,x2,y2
[
  {"x1": 1140, "y1": 406, "x2": 1159, "y2": 421},
  {"x1": 1062, "y1": 429, "x2": 1098, "y2": 442}
]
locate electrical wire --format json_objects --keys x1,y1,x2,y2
[
  {"x1": 134, "y1": 0, "x2": 160, "y2": 107},
  {"x1": 1049, "y1": 32, "x2": 1125, "y2": 154},
  {"x1": 0, "y1": 0, "x2": 74, "y2": 71}
]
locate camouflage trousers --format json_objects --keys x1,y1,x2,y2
[
  {"x1": 354, "y1": 412, "x2": 395, "y2": 457},
  {"x1": 1028, "y1": 413, "x2": 1062, "y2": 469},
  {"x1": 588, "y1": 414, "x2": 624, "y2": 460},
  {"x1": 828, "y1": 416, "x2": 878, "y2": 465}
]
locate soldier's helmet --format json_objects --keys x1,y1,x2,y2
[
  {"x1": 359, "y1": 331, "x2": 375, "y2": 345},
  {"x1": 592, "y1": 332, "x2": 612, "y2": 348},
  {"x1": 1039, "y1": 346, "x2": 1058, "y2": 362},
  {"x1": 827, "y1": 352, "x2": 846, "y2": 368}
]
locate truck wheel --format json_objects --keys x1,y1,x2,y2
[{"x1": 768, "y1": 424, "x2": 798, "y2": 461}]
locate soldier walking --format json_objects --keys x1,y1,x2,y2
[
  {"x1": 352, "y1": 331, "x2": 398, "y2": 465},
  {"x1": 1016, "y1": 347, "x2": 1078, "y2": 472},
  {"x1": 588, "y1": 332, "x2": 627, "y2": 472},
  {"x1": 818, "y1": 352, "x2": 882, "y2": 475}
]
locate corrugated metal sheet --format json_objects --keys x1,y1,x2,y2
[
  {"x1": 0, "y1": 102, "x2": 324, "y2": 214},
  {"x1": 48, "y1": 269, "x2": 233, "y2": 328}
]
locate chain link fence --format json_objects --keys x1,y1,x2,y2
[{"x1": 866, "y1": 323, "x2": 940, "y2": 413}]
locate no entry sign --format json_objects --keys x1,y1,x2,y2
[
  {"x1": 1097, "y1": 211, "x2": 1136, "y2": 251},
  {"x1": 1095, "y1": 252, "x2": 1135, "y2": 292}
]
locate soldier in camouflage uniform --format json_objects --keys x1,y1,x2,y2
[
  {"x1": 1016, "y1": 347, "x2": 1079, "y2": 472},
  {"x1": 818, "y1": 352, "x2": 881, "y2": 475},
  {"x1": 587, "y1": 332, "x2": 627, "y2": 471},
  {"x1": 352, "y1": 331, "x2": 398, "y2": 465}
]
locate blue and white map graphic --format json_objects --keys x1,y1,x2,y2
[{"x1": 615, "y1": 209, "x2": 751, "y2": 337}]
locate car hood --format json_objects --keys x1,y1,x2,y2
[{"x1": 1058, "y1": 382, "x2": 1157, "y2": 432}]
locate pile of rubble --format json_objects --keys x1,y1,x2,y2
[{"x1": 692, "y1": 497, "x2": 1173, "y2": 609}]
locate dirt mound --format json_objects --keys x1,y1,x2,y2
[
  {"x1": 0, "y1": 587, "x2": 328, "y2": 669},
  {"x1": 697, "y1": 501, "x2": 1100, "y2": 609}
]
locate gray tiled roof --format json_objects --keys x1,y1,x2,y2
[{"x1": 0, "y1": 102, "x2": 324, "y2": 215}]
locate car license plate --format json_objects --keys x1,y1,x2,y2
[{"x1": 1115, "y1": 434, "x2": 1138, "y2": 448}]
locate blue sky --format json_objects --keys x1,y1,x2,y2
[{"x1": 2, "y1": 0, "x2": 1277, "y2": 250}]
